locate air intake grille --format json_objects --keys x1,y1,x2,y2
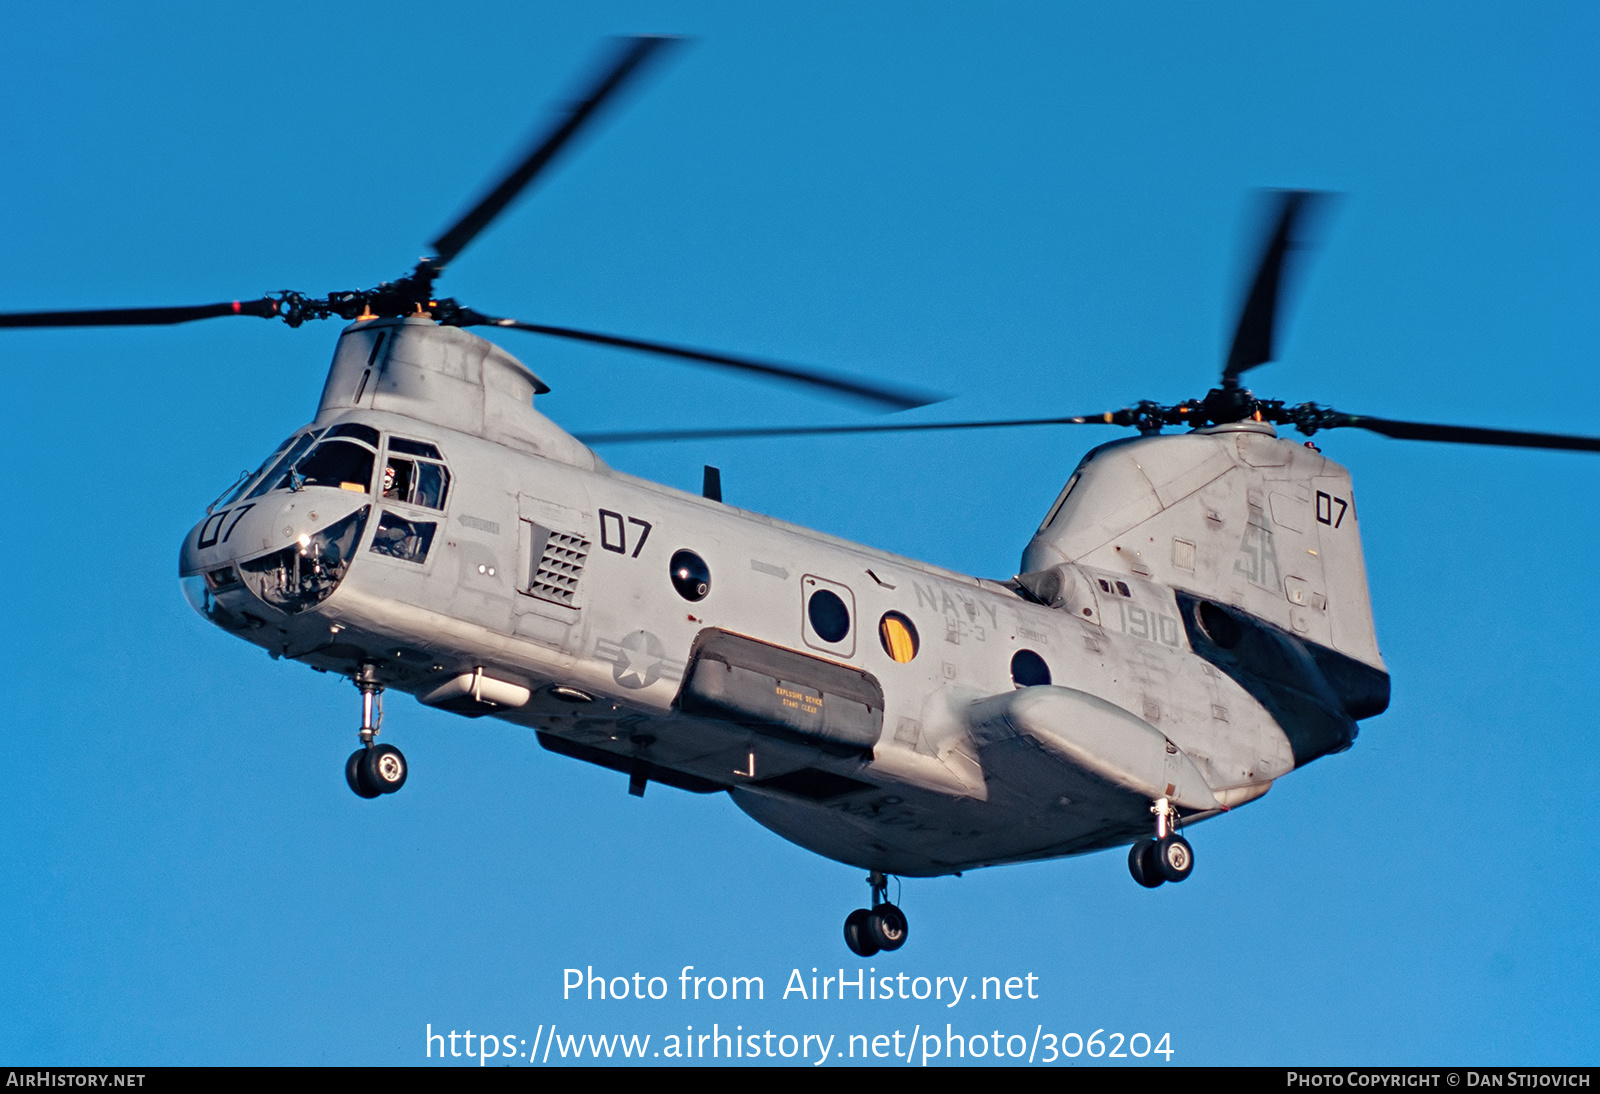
[{"x1": 530, "y1": 531, "x2": 590, "y2": 606}]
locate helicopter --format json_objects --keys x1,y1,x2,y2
[{"x1": 7, "y1": 36, "x2": 1600, "y2": 960}]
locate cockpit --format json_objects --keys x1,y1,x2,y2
[
  {"x1": 220, "y1": 424, "x2": 452, "y2": 508},
  {"x1": 184, "y1": 423, "x2": 455, "y2": 622},
  {"x1": 242, "y1": 423, "x2": 383, "y2": 499}
]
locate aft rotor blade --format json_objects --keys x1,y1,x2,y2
[
  {"x1": 428, "y1": 36, "x2": 678, "y2": 268},
  {"x1": 576, "y1": 413, "x2": 1118, "y2": 445},
  {"x1": 0, "y1": 298, "x2": 280, "y2": 328},
  {"x1": 1223, "y1": 190, "x2": 1325, "y2": 385},
  {"x1": 472, "y1": 315, "x2": 944, "y2": 411},
  {"x1": 1312, "y1": 412, "x2": 1600, "y2": 452}
]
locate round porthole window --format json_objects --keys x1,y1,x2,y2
[
  {"x1": 669, "y1": 550, "x2": 711, "y2": 602},
  {"x1": 807, "y1": 588, "x2": 851, "y2": 643},
  {"x1": 1010, "y1": 649, "x2": 1051, "y2": 688},
  {"x1": 879, "y1": 611, "x2": 919, "y2": 663}
]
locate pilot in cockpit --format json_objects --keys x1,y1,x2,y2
[{"x1": 382, "y1": 460, "x2": 415, "y2": 501}]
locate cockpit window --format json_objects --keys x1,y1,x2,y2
[
  {"x1": 325, "y1": 423, "x2": 381, "y2": 446},
  {"x1": 245, "y1": 431, "x2": 322, "y2": 500},
  {"x1": 294, "y1": 440, "x2": 376, "y2": 493},
  {"x1": 218, "y1": 434, "x2": 293, "y2": 508},
  {"x1": 381, "y1": 437, "x2": 450, "y2": 511},
  {"x1": 370, "y1": 511, "x2": 436, "y2": 563},
  {"x1": 388, "y1": 438, "x2": 442, "y2": 460}
]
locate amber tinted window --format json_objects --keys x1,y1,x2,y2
[{"x1": 879, "y1": 612, "x2": 919, "y2": 663}]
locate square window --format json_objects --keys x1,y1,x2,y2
[{"x1": 370, "y1": 510, "x2": 436, "y2": 563}]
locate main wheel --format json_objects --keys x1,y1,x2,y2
[
  {"x1": 1128, "y1": 839, "x2": 1164, "y2": 888},
  {"x1": 1155, "y1": 834, "x2": 1194, "y2": 883},
  {"x1": 844, "y1": 908, "x2": 880, "y2": 957},
  {"x1": 360, "y1": 743, "x2": 408, "y2": 794},
  {"x1": 346, "y1": 749, "x2": 381, "y2": 799},
  {"x1": 867, "y1": 903, "x2": 909, "y2": 951}
]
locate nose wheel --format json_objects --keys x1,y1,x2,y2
[
  {"x1": 843, "y1": 871, "x2": 908, "y2": 957},
  {"x1": 1128, "y1": 797, "x2": 1194, "y2": 888},
  {"x1": 345, "y1": 664, "x2": 407, "y2": 798}
]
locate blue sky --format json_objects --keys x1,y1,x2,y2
[{"x1": 2, "y1": 1, "x2": 1597, "y2": 1066}]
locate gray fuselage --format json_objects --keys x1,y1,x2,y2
[{"x1": 180, "y1": 318, "x2": 1389, "y2": 878}]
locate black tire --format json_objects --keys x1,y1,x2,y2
[
  {"x1": 346, "y1": 749, "x2": 381, "y2": 799},
  {"x1": 867, "y1": 903, "x2": 909, "y2": 951},
  {"x1": 1155, "y1": 834, "x2": 1194, "y2": 883},
  {"x1": 1129, "y1": 840, "x2": 1164, "y2": 888},
  {"x1": 844, "y1": 908, "x2": 880, "y2": 957},
  {"x1": 360, "y1": 743, "x2": 408, "y2": 794}
]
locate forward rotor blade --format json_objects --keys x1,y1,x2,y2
[
  {"x1": 0, "y1": 298, "x2": 280, "y2": 328},
  {"x1": 576, "y1": 413, "x2": 1117, "y2": 445},
  {"x1": 470, "y1": 315, "x2": 944, "y2": 411},
  {"x1": 1312, "y1": 412, "x2": 1600, "y2": 453},
  {"x1": 428, "y1": 35, "x2": 678, "y2": 269},
  {"x1": 1223, "y1": 190, "x2": 1325, "y2": 385}
]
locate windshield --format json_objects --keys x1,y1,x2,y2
[
  {"x1": 295, "y1": 440, "x2": 376, "y2": 493},
  {"x1": 215, "y1": 434, "x2": 293, "y2": 509},
  {"x1": 245, "y1": 431, "x2": 322, "y2": 500}
]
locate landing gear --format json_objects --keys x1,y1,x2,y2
[
  {"x1": 1127, "y1": 797, "x2": 1194, "y2": 888},
  {"x1": 843, "y1": 909, "x2": 876, "y2": 956},
  {"x1": 1128, "y1": 840, "x2": 1163, "y2": 887},
  {"x1": 843, "y1": 871, "x2": 908, "y2": 957},
  {"x1": 1154, "y1": 833, "x2": 1193, "y2": 882},
  {"x1": 346, "y1": 743, "x2": 407, "y2": 795},
  {"x1": 345, "y1": 664, "x2": 407, "y2": 798},
  {"x1": 867, "y1": 901, "x2": 908, "y2": 951},
  {"x1": 346, "y1": 749, "x2": 381, "y2": 798}
]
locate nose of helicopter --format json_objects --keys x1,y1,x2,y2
[{"x1": 179, "y1": 491, "x2": 372, "y2": 623}]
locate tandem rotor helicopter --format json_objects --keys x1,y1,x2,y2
[{"x1": 8, "y1": 37, "x2": 1600, "y2": 957}]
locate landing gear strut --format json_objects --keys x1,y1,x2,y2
[
  {"x1": 843, "y1": 871, "x2": 908, "y2": 957},
  {"x1": 1128, "y1": 796, "x2": 1193, "y2": 888},
  {"x1": 345, "y1": 663, "x2": 407, "y2": 798}
]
